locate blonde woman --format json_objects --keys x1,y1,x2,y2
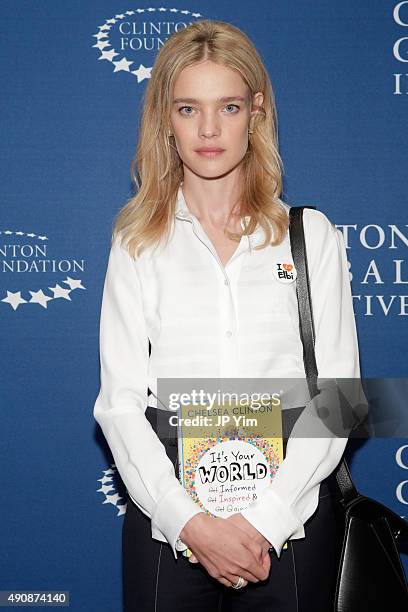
[{"x1": 93, "y1": 19, "x2": 364, "y2": 612}]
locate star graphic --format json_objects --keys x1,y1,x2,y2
[
  {"x1": 99, "y1": 49, "x2": 119, "y2": 62},
  {"x1": 93, "y1": 31, "x2": 108, "y2": 41},
  {"x1": 125, "y1": 11, "x2": 134, "y2": 15},
  {"x1": 63, "y1": 277, "x2": 85, "y2": 290},
  {"x1": 104, "y1": 468, "x2": 115, "y2": 475},
  {"x1": 112, "y1": 57, "x2": 133, "y2": 73},
  {"x1": 29, "y1": 289, "x2": 53, "y2": 308},
  {"x1": 2, "y1": 291, "x2": 27, "y2": 310},
  {"x1": 98, "y1": 484, "x2": 115, "y2": 494},
  {"x1": 103, "y1": 493, "x2": 123, "y2": 506},
  {"x1": 37, "y1": 235, "x2": 48, "y2": 241},
  {"x1": 98, "y1": 475, "x2": 113, "y2": 485},
  {"x1": 27, "y1": 233, "x2": 35, "y2": 237},
  {"x1": 93, "y1": 40, "x2": 111, "y2": 51},
  {"x1": 106, "y1": 18, "x2": 117, "y2": 24},
  {"x1": 15, "y1": 231, "x2": 24, "y2": 235},
  {"x1": 48, "y1": 284, "x2": 72, "y2": 300},
  {"x1": 4, "y1": 230, "x2": 13, "y2": 234},
  {"x1": 98, "y1": 24, "x2": 111, "y2": 31},
  {"x1": 132, "y1": 64, "x2": 152, "y2": 82},
  {"x1": 117, "y1": 504, "x2": 127, "y2": 516},
  {"x1": 115, "y1": 14, "x2": 125, "y2": 19}
]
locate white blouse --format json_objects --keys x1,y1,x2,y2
[{"x1": 93, "y1": 183, "x2": 365, "y2": 560}]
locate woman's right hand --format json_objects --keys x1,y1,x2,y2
[{"x1": 179, "y1": 513, "x2": 270, "y2": 588}]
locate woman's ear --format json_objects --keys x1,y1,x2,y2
[{"x1": 249, "y1": 92, "x2": 264, "y2": 133}]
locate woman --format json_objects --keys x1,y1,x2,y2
[{"x1": 93, "y1": 19, "x2": 365, "y2": 612}]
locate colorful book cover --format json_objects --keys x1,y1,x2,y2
[{"x1": 177, "y1": 396, "x2": 288, "y2": 557}]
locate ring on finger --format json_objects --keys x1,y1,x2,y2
[{"x1": 231, "y1": 576, "x2": 245, "y2": 589}]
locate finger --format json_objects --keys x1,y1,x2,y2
[
  {"x1": 226, "y1": 575, "x2": 248, "y2": 589},
  {"x1": 223, "y1": 553, "x2": 263, "y2": 583},
  {"x1": 223, "y1": 564, "x2": 257, "y2": 584},
  {"x1": 262, "y1": 552, "x2": 271, "y2": 574},
  {"x1": 243, "y1": 538, "x2": 265, "y2": 562},
  {"x1": 240, "y1": 561, "x2": 267, "y2": 583},
  {"x1": 217, "y1": 576, "x2": 236, "y2": 588},
  {"x1": 233, "y1": 556, "x2": 264, "y2": 583},
  {"x1": 231, "y1": 568, "x2": 259, "y2": 583},
  {"x1": 241, "y1": 542, "x2": 270, "y2": 581}
]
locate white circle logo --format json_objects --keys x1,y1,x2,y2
[
  {"x1": 92, "y1": 6, "x2": 205, "y2": 82},
  {"x1": 272, "y1": 261, "x2": 297, "y2": 284}
]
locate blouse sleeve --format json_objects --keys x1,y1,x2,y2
[
  {"x1": 93, "y1": 234, "x2": 204, "y2": 560},
  {"x1": 240, "y1": 208, "x2": 368, "y2": 557}
]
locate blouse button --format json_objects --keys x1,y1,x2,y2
[
  {"x1": 224, "y1": 278, "x2": 229, "y2": 286},
  {"x1": 226, "y1": 330, "x2": 232, "y2": 338}
]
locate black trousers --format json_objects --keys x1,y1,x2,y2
[{"x1": 122, "y1": 424, "x2": 345, "y2": 612}]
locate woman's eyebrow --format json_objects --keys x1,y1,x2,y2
[{"x1": 172, "y1": 96, "x2": 246, "y2": 104}]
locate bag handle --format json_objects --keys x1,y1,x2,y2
[{"x1": 288, "y1": 205, "x2": 359, "y2": 505}]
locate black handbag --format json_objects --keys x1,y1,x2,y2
[{"x1": 288, "y1": 205, "x2": 408, "y2": 611}]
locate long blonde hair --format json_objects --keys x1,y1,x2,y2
[{"x1": 112, "y1": 19, "x2": 290, "y2": 259}]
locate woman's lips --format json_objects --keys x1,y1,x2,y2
[{"x1": 195, "y1": 149, "x2": 225, "y2": 157}]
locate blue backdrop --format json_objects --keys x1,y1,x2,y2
[{"x1": 1, "y1": 1, "x2": 407, "y2": 609}]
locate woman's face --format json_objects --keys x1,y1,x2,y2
[{"x1": 169, "y1": 60, "x2": 263, "y2": 180}]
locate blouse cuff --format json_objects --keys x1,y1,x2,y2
[
  {"x1": 240, "y1": 488, "x2": 305, "y2": 558},
  {"x1": 151, "y1": 485, "x2": 205, "y2": 560}
]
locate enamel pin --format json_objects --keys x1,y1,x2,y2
[{"x1": 272, "y1": 261, "x2": 297, "y2": 283}]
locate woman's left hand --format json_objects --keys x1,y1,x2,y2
[{"x1": 188, "y1": 513, "x2": 272, "y2": 565}]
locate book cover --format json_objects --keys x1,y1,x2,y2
[{"x1": 177, "y1": 396, "x2": 287, "y2": 556}]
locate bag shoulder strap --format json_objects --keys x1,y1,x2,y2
[{"x1": 287, "y1": 205, "x2": 359, "y2": 505}]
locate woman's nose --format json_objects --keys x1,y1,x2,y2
[{"x1": 199, "y1": 114, "x2": 220, "y2": 138}]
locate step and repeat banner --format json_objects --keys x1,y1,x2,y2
[{"x1": 1, "y1": 1, "x2": 407, "y2": 609}]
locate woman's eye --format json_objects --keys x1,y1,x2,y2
[
  {"x1": 178, "y1": 104, "x2": 240, "y2": 116},
  {"x1": 178, "y1": 106, "x2": 194, "y2": 115},
  {"x1": 224, "y1": 104, "x2": 240, "y2": 113}
]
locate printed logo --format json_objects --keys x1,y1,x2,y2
[
  {"x1": 92, "y1": 6, "x2": 204, "y2": 82},
  {"x1": 97, "y1": 464, "x2": 127, "y2": 516},
  {"x1": 0, "y1": 228, "x2": 85, "y2": 311},
  {"x1": 393, "y1": 1, "x2": 408, "y2": 94},
  {"x1": 272, "y1": 262, "x2": 297, "y2": 284}
]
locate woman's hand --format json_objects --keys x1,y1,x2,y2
[
  {"x1": 179, "y1": 513, "x2": 270, "y2": 588},
  {"x1": 187, "y1": 514, "x2": 272, "y2": 584},
  {"x1": 226, "y1": 513, "x2": 273, "y2": 559}
]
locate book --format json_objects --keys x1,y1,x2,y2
[{"x1": 177, "y1": 396, "x2": 287, "y2": 557}]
